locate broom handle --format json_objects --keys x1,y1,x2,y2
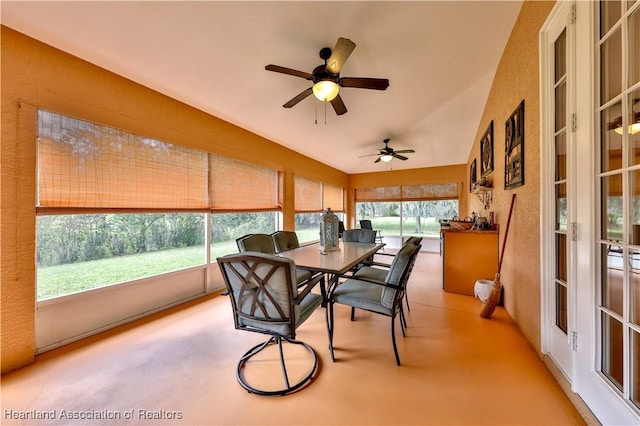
[{"x1": 498, "y1": 194, "x2": 516, "y2": 274}]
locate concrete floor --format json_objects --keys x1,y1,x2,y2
[{"x1": 1, "y1": 252, "x2": 586, "y2": 425}]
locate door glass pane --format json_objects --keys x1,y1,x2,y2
[
  {"x1": 555, "y1": 82, "x2": 567, "y2": 132},
  {"x1": 602, "y1": 313, "x2": 624, "y2": 390},
  {"x1": 556, "y1": 233, "x2": 567, "y2": 281},
  {"x1": 602, "y1": 103, "x2": 624, "y2": 172},
  {"x1": 629, "y1": 91, "x2": 640, "y2": 166},
  {"x1": 602, "y1": 174, "x2": 623, "y2": 241},
  {"x1": 555, "y1": 29, "x2": 567, "y2": 82},
  {"x1": 632, "y1": 329, "x2": 640, "y2": 408},
  {"x1": 631, "y1": 249, "x2": 640, "y2": 324},
  {"x1": 601, "y1": 29, "x2": 622, "y2": 104},
  {"x1": 556, "y1": 282, "x2": 568, "y2": 333},
  {"x1": 631, "y1": 171, "x2": 640, "y2": 245},
  {"x1": 556, "y1": 183, "x2": 568, "y2": 231},
  {"x1": 602, "y1": 244, "x2": 624, "y2": 315},
  {"x1": 556, "y1": 132, "x2": 567, "y2": 181},
  {"x1": 601, "y1": 1, "x2": 622, "y2": 37},
  {"x1": 630, "y1": 7, "x2": 640, "y2": 87}
]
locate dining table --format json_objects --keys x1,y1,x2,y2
[{"x1": 275, "y1": 240, "x2": 385, "y2": 303}]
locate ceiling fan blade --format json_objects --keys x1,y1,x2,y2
[
  {"x1": 283, "y1": 88, "x2": 313, "y2": 108},
  {"x1": 358, "y1": 153, "x2": 381, "y2": 158},
  {"x1": 265, "y1": 64, "x2": 312, "y2": 80},
  {"x1": 374, "y1": 156, "x2": 382, "y2": 163},
  {"x1": 393, "y1": 149, "x2": 416, "y2": 154},
  {"x1": 393, "y1": 154, "x2": 409, "y2": 161},
  {"x1": 326, "y1": 37, "x2": 356, "y2": 74},
  {"x1": 330, "y1": 94, "x2": 348, "y2": 115},
  {"x1": 340, "y1": 77, "x2": 389, "y2": 90}
]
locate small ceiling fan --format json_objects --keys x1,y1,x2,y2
[
  {"x1": 265, "y1": 37, "x2": 389, "y2": 116},
  {"x1": 360, "y1": 139, "x2": 416, "y2": 163}
]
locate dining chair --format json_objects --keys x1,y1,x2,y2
[
  {"x1": 359, "y1": 219, "x2": 384, "y2": 245},
  {"x1": 363, "y1": 236, "x2": 423, "y2": 312},
  {"x1": 236, "y1": 233, "x2": 276, "y2": 253},
  {"x1": 217, "y1": 252, "x2": 325, "y2": 396},
  {"x1": 341, "y1": 228, "x2": 376, "y2": 243},
  {"x1": 327, "y1": 243, "x2": 419, "y2": 366},
  {"x1": 271, "y1": 230, "x2": 300, "y2": 253},
  {"x1": 237, "y1": 233, "x2": 312, "y2": 285}
]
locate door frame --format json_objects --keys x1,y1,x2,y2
[{"x1": 539, "y1": 0, "x2": 577, "y2": 384}]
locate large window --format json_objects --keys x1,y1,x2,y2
[
  {"x1": 36, "y1": 110, "x2": 282, "y2": 299},
  {"x1": 294, "y1": 176, "x2": 344, "y2": 243},
  {"x1": 355, "y1": 183, "x2": 459, "y2": 237},
  {"x1": 36, "y1": 213, "x2": 206, "y2": 300}
]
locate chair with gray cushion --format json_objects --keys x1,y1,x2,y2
[
  {"x1": 363, "y1": 236, "x2": 423, "y2": 312},
  {"x1": 327, "y1": 243, "x2": 419, "y2": 366},
  {"x1": 217, "y1": 252, "x2": 325, "y2": 395},
  {"x1": 237, "y1": 232, "x2": 312, "y2": 285},
  {"x1": 341, "y1": 228, "x2": 376, "y2": 243},
  {"x1": 236, "y1": 233, "x2": 276, "y2": 253},
  {"x1": 271, "y1": 230, "x2": 300, "y2": 253},
  {"x1": 359, "y1": 219, "x2": 384, "y2": 245},
  {"x1": 272, "y1": 230, "x2": 319, "y2": 287}
]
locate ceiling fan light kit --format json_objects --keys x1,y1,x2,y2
[
  {"x1": 360, "y1": 138, "x2": 416, "y2": 164},
  {"x1": 265, "y1": 37, "x2": 389, "y2": 116},
  {"x1": 312, "y1": 80, "x2": 339, "y2": 102}
]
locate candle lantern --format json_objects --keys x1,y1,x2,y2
[{"x1": 319, "y1": 208, "x2": 340, "y2": 252}]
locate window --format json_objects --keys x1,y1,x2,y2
[
  {"x1": 36, "y1": 213, "x2": 206, "y2": 300},
  {"x1": 36, "y1": 110, "x2": 282, "y2": 299},
  {"x1": 294, "y1": 176, "x2": 344, "y2": 243},
  {"x1": 355, "y1": 183, "x2": 459, "y2": 237}
]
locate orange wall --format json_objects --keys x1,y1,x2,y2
[
  {"x1": 464, "y1": 0, "x2": 555, "y2": 352},
  {"x1": 0, "y1": 26, "x2": 349, "y2": 372},
  {"x1": 1, "y1": 0, "x2": 555, "y2": 371}
]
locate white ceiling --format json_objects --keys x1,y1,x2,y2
[{"x1": 1, "y1": 1, "x2": 522, "y2": 174}]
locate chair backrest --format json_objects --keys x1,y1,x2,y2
[
  {"x1": 236, "y1": 233, "x2": 276, "y2": 254},
  {"x1": 338, "y1": 221, "x2": 345, "y2": 237},
  {"x1": 359, "y1": 219, "x2": 373, "y2": 230},
  {"x1": 271, "y1": 231, "x2": 300, "y2": 253},
  {"x1": 342, "y1": 228, "x2": 376, "y2": 243},
  {"x1": 381, "y1": 243, "x2": 420, "y2": 308},
  {"x1": 404, "y1": 236, "x2": 423, "y2": 246},
  {"x1": 217, "y1": 252, "x2": 300, "y2": 337}
]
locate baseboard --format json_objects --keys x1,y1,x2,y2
[{"x1": 542, "y1": 355, "x2": 601, "y2": 425}]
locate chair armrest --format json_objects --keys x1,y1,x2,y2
[
  {"x1": 295, "y1": 272, "x2": 324, "y2": 303},
  {"x1": 335, "y1": 274, "x2": 402, "y2": 291}
]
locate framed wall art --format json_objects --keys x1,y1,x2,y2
[
  {"x1": 504, "y1": 100, "x2": 525, "y2": 189},
  {"x1": 480, "y1": 121, "x2": 494, "y2": 177},
  {"x1": 470, "y1": 159, "x2": 477, "y2": 192}
]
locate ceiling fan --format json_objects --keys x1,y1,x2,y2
[
  {"x1": 265, "y1": 37, "x2": 389, "y2": 116},
  {"x1": 360, "y1": 139, "x2": 416, "y2": 163}
]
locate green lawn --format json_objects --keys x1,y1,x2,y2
[
  {"x1": 38, "y1": 240, "x2": 240, "y2": 300},
  {"x1": 37, "y1": 219, "x2": 439, "y2": 300}
]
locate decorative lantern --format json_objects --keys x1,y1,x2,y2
[{"x1": 319, "y1": 208, "x2": 340, "y2": 252}]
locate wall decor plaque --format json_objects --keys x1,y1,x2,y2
[
  {"x1": 480, "y1": 121, "x2": 494, "y2": 177},
  {"x1": 470, "y1": 159, "x2": 477, "y2": 193},
  {"x1": 505, "y1": 100, "x2": 525, "y2": 189}
]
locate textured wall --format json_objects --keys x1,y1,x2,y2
[
  {"x1": 465, "y1": 1, "x2": 556, "y2": 353},
  {"x1": 0, "y1": 26, "x2": 350, "y2": 372},
  {"x1": 1, "y1": 26, "x2": 470, "y2": 372}
]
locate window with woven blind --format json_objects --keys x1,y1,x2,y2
[
  {"x1": 37, "y1": 110, "x2": 209, "y2": 210},
  {"x1": 322, "y1": 183, "x2": 344, "y2": 211},
  {"x1": 355, "y1": 183, "x2": 459, "y2": 202},
  {"x1": 295, "y1": 176, "x2": 322, "y2": 212},
  {"x1": 209, "y1": 154, "x2": 280, "y2": 212},
  {"x1": 401, "y1": 183, "x2": 459, "y2": 201}
]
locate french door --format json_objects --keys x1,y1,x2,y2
[
  {"x1": 542, "y1": 1, "x2": 640, "y2": 424},
  {"x1": 541, "y1": 0, "x2": 576, "y2": 383}
]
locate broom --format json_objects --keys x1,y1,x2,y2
[{"x1": 480, "y1": 193, "x2": 516, "y2": 319}]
